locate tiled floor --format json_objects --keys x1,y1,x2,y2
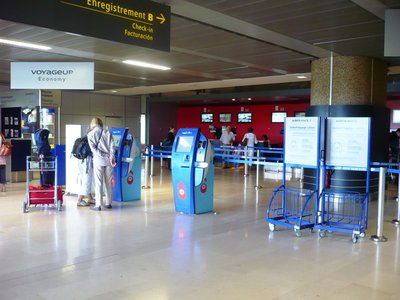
[{"x1": 0, "y1": 166, "x2": 400, "y2": 300}]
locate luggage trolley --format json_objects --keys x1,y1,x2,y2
[
  {"x1": 316, "y1": 117, "x2": 371, "y2": 243},
  {"x1": 23, "y1": 156, "x2": 62, "y2": 213},
  {"x1": 266, "y1": 117, "x2": 322, "y2": 237},
  {"x1": 317, "y1": 189, "x2": 368, "y2": 243},
  {"x1": 267, "y1": 184, "x2": 318, "y2": 236}
]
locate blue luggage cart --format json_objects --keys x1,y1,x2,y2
[
  {"x1": 266, "y1": 117, "x2": 322, "y2": 236},
  {"x1": 317, "y1": 190, "x2": 368, "y2": 243},
  {"x1": 267, "y1": 184, "x2": 317, "y2": 236}
]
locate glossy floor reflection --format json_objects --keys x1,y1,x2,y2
[{"x1": 1, "y1": 166, "x2": 400, "y2": 300}]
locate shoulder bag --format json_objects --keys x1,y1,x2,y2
[{"x1": 0, "y1": 133, "x2": 13, "y2": 156}]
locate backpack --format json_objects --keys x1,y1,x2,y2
[
  {"x1": 71, "y1": 136, "x2": 92, "y2": 160},
  {"x1": 34, "y1": 128, "x2": 51, "y2": 156}
]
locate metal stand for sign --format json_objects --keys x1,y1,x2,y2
[{"x1": 266, "y1": 117, "x2": 321, "y2": 237}]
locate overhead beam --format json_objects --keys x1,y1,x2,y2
[
  {"x1": 168, "y1": 0, "x2": 335, "y2": 59},
  {"x1": 351, "y1": 0, "x2": 386, "y2": 20}
]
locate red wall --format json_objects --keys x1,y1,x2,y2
[{"x1": 176, "y1": 102, "x2": 309, "y2": 146}]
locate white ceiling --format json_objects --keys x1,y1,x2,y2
[{"x1": 0, "y1": 0, "x2": 399, "y2": 99}]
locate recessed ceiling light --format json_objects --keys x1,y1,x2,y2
[
  {"x1": 111, "y1": 90, "x2": 117, "y2": 93},
  {"x1": 0, "y1": 38, "x2": 51, "y2": 51},
  {"x1": 232, "y1": 98, "x2": 236, "y2": 101},
  {"x1": 247, "y1": 97, "x2": 252, "y2": 101},
  {"x1": 65, "y1": 32, "x2": 83, "y2": 37},
  {"x1": 296, "y1": 75, "x2": 307, "y2": 79},
  {"x1": 122, "y1": 60, "x2": 170, "y2": 71}
]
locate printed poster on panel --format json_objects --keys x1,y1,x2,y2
[{"x1": 284, "y1": 117, "x2": 320, "y2": 167}]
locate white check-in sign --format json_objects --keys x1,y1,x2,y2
[{"x1": 11, "y1": 62, "x2": 94, "y2": 90}]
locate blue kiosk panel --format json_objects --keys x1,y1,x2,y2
[
  {"x1": 172, "y1": 128, "x2": 214, "y2": 214},
  {"x1": 111, "y1": 127, "x2": 141, "y2": 202},
  {"x1": 193, "y1": 134, "x2": 214, "y2": 214}
]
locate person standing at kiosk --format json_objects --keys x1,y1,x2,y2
[{"x1": 87, "y1": 117, "x2": 116, "y2": 211}]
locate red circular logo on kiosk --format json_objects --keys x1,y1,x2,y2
[
  {"x1": 177, "y1": 182, "x2": 186, "y2": 200},
  {"x1": 111, "y1": 175, "x2": 115, "y2": 187},
  {"x1": 127, "y1": 175, "x2": 134, "y2": 184},
  {"x1": 200, "y1": 183, "x2": 207, "y2": 193}
]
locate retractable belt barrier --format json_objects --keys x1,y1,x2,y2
[
  {"x1": 143, "y1": 145, "x2": 285, "y2": 190},
  {"x1": 143, "y1": 146, "x2": 398, "y2": 243},
  {"x1": 369, "y1": 162, "x2": 400, "y2": 242}
]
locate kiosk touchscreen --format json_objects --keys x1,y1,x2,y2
[
  {"x1": 111, "y1": 127, "x2": 141, "y2": 201},
  {"x1": 171, "y1": 128, "x2": 214, "y2": 214}
]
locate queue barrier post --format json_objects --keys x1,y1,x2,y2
[
  {"x1": 244, "y1": 146, "x2": 249, "y2": 177},
  {"x1": 160, "y1": 142, "x2": 164, "y2": 169},
  {"x1": 371, "y1": 167, "x2": 388, "y2": 242},
  {"x1": 142, "y1": 146, "x2": 151, "y2": 189},
  {"x1": 150, "y1": 145, "x2": 154, "y2": 176},
  {"x1": 255, "y1": 149, "x2": 262, "y2": 190},
  {"x1": 392, "y1": 169, "x2": 400, "y2": 225}
]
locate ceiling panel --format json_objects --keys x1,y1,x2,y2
[{"x1": 0, "y1": 0, "x2": 398, "y2": 100}]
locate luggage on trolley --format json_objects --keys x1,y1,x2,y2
[{"x1": 23, "y1": 155, "x2": 63, "y2": 213}]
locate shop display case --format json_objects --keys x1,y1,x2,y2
[{"x1": 40, "y1": 107, "x2": 56, "y2": 149}]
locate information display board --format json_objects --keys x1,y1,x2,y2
[
  {"x1": 326, "y1": 117, "x2": 370, "y2": 170},
  {"x1": 284, "y1": 117, "x2": 320, "y2": 167},
  {"x1": 1, "y1": 107, "x2": 22, "y2": 138}
]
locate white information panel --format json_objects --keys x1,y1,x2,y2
[
  {"x1": 11, "y1": 62, "x2": 94, "y2": 90},
  {"x1": 284, "y1": 117, "x2": 320, "y2": 167},
  {"x1": 326, "y1": 117, "x2": 370, "y2": 169}
]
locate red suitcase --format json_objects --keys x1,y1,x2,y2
[{"x1": 28, "y1": 185, "x2": 64, "y2": 205}]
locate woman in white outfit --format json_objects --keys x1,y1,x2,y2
[
  {"x1": 87, "y1": 117, "x2": 116, "y2": 211},
  {"x1": 76, "y1": 154, "x2": 95, "y2": 207},
  {"x1": 242, "y1": 127, "x2": 258, "y2": 165}
]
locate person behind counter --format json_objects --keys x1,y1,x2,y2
[
  {"x1": 260, "y1": 134, "x2": 271, "y2": 148},
  {"x1": 161, "y1": 126, "x2": 175, "y2": 169},
  {"x1": 219, "y1": 126, "x2": 235, "y2": 168}
]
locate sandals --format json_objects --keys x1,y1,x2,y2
[{"x1": 77, "y1": 200, "x2": 90, "y2": 207}]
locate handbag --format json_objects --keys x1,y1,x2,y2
[{"x1": 0, "y1": 133, "x2": 13, "y2": 156}]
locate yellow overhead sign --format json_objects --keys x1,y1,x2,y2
[{"x1": 1, "y1": 0, "x2": 171, "y2": 51}]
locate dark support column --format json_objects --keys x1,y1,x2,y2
[{"x1": 304, "y1": 56, "x2": 389, "y2": 193}]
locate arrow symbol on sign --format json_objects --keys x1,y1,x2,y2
[{"x1": 156, "y1": 13, "x2": 166, "y2": 24}]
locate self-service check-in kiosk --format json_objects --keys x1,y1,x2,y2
[
  {"x1": 111, "y1": 127, "x2": 141, "y2": 201},
  {"x1": 171, "y1": 128, "x2": 214, "y2": 214}
]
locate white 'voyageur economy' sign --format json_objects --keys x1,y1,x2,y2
[{"x1": 10, "y1": 62, "x2": 94, "y2": 90}]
